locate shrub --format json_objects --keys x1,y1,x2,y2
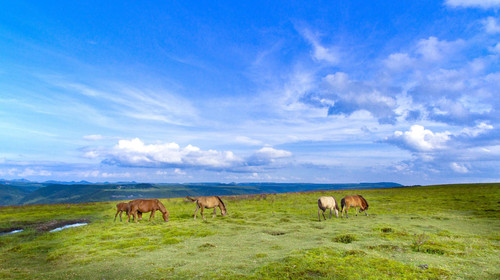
[{"x1": 333, "y1": 234, "x2": 357, "y2": 244}]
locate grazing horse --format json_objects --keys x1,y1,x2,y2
[
  {"x1": 114, "y1": 202, "x2": 143, "y2": 222},
  {"x1": 317, "y1": 196, "x2": 339, "y2": 221},
  {"x1": 127, "y1": 199, "x2": 169, "y2": 223},
  {"x1": 114, "y1": 202, "x2": 130, "y2": 222},
  {"x1": 186, "y1": 196, "x2": 227, "y2": 219},
  {"x1": 341, "y1": 195, "x2": 369, "y2": 218}
]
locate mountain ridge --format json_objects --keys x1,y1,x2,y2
[{"x1": 0, "y1": 179, "x2": 404, "y2": 206}]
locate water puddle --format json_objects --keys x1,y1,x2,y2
[
  {"x1": 0, "y1": 229, "x2": 24, "y2": 236},
  {"x1": 50, "y1": 223, "x2": 88, "y2": 232}
]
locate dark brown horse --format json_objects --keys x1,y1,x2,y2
[
  {"x1": 341, "y1": 195, "x2": 369, "y2": 218},
  {"x1": 127, "y1": 199, "x2": 169, "y2": 223},
  {"x1": 186, "y1": 196, "x2": 227, "y2": 219}
]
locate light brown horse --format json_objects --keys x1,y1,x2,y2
[
  {"x1": 341, "y1": 195, "x2": 369, "y2": 218},
  {"x1": 186, "y1": 196, "x2": 227, "y2": 219},
  {"x1": 127, "y1": 199, "x2": 169, "y2": 223},
  {"x1": 114, "y1": 202, "x2": 143, "y2": 222},
  {"x1": 317, "y1": 196, "x2": 339, "y2": 221}
]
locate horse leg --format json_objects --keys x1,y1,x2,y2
[
  {"x1": 355, "y1": 207, "x2": 358, "y2": 216},
  {"x1": 119, "y1": 211, "x2": 123, "y2": 222},
  {"x1": 127, "y1": 210, "x2": 132, "y2": 223},
  {"x1": 114, "y1": 210, "x2": 119, "y2": 222},
  {"x1": 200, "y1": 207, "x2": 206, "y2": 220},
  {"x1": 329, "y1": 208, "x2": 332, "y2": 219},
  {"x1": 149, "y1": 210, "x2": 155, "y2": 221},
  {"x1": 194, "y1": 204, "x2": 200, "y2": 219},
  {"x1": 213, "y1": 207, "x2": 217, "y2": 218}
]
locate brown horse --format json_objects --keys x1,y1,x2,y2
[
  {"x1": 114, "y1": 202, "x2": 130, "y2": 222},
  {"x1": 186, "y1": 196, "x2": 227, "y2": 219},
  {"x1": 127, "y1": 199, "x2": 169, "y2": 223},
  {"x1": 114, "y1": 202, "x2": 143, "y2": 222},
  {"x1": 317, "y1": 196, "x2": 339, "y2": 221},
  {"x1": 341, "y1": 195, "x2": 369, "y2": 218}
]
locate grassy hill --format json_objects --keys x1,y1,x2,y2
[
  {"x1": 0, "y1": 183, "x2": 498, "y2": 279},
  {"x1": 1, "y1": 181, "x2": 403, "y2": 206}
]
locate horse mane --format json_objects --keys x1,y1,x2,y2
[
  {"x1": 215, "y1": 196, "x2": 226, "y2": 210},
  {"x1": 157, "y1": 200, "x2": 167, "y2": 212},
  {"x1": 186, "y1": 196, "x2": 197, "y2": 202},
  {"x1": 358, "y1": 195, "x2": 369, "y2": 210}
]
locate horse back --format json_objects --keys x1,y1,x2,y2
[
  {"x1": 319, "y1": 196, "x2": 339, "y2": 211},
  {"x1": 130, "y1": 199, "x2": 157, "y2": 212}
]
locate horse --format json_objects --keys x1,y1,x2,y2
[
  {"x1": 127, "y1": 199, "x2": 169, "y2": 223},
  {"x1": 341, "y1": 195, "x2": 369, "y2": 218},
  {"x1": 186, "y1": 196, "x2": 227, "y2": 219},
  {"x1": 114, "y1": 202, "x2": 130, "y2": 222},
  {"x1": 114, "y1": 202, "x2": 143, "y2": 222},
  {"x1": 317, "y1": 196, "x2": 339, "y2": 221}
]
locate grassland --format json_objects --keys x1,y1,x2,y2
[{"x1": 0, "y1": 183, "x2": 498, "y2": 279}]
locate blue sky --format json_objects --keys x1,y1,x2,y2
[{"x1": 1, "y1": 0, "x2": 500, "y2": 185}]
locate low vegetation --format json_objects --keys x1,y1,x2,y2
[{"x1": 0, "y1": 183, "x2": 499, "y2": 279}]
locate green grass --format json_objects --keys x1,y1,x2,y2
[{"x1": 0, "y1": 183, "x2": 499, "y2": 279}]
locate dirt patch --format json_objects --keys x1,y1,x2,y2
[{"x1": 0, "y1": 219, "x2": 91, "y2": 233}]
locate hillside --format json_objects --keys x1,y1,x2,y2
[
  {"x1": 1, "y1": 180, "x2": 403, "y2": 206},
  {"x1": 0, "y1": 183, "x2": 498, "y2": 279}
]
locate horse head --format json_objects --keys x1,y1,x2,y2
[
  {"x1": 162, "y1": 211, "x2": 170, "y2": 222},
  {"x1": 157, "y1": 201, "x2": 170, "y2": 222},
  {"x1": 216, "y1": 196, "x2": 227, "y2": 216}
]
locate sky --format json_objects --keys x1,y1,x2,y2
[{"x1": 1, "y1": 0, "x2": 500, "y2": 185}]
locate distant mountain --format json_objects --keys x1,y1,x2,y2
[{"x1": 0, "y1": 180, "x2": 403, "y2": 206}]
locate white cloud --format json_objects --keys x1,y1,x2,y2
[
  {"x1": 300, "y1": 29, "x2": 340, "y2": 64},
  {"x1": 450, "y1": 162, "x2": 469, "y2": 173},
  {"x1": 489, "y1": 42, "x2": 500, "y2": 53},
  {"x1": 96, "y1": 138, "x2": 243, "y2": 169},
  {"x1": 482, "y1": 17, "x2": 500, "y2": 34},
  {"x1": 387, "y1": 125, "x2": 451, "y2": 152},
  {"x1": 416, "y1": 37, "x2": 464, "y2": 61},
  {"x1": 101, "y1": 172, "x2": 131, "y2": 178},
  {"x1": 446, "y1": 0, "x2": 500, "y2": 9},
  {"x1": 174, "y1": 168, "x2": 186, "y2": 175},
  {"x1": 324, "y1": 72, "x2": 350, "y2": 90},
  {"x1": 255, "y1": 147, "x2": 292, "y2": 159},
  {"x1": 460, "y1": 122, "x2": 494, "y2": 137},
  {"x1": 17, "y1": 168, "x2": 52, "y2": 177},
  {"x1": 245, "y1": 146, "x2": 293, "y2": 166},
  {"x1": 383, "y1": 53, "x2": 415, "y2": 70},
  {"x1": 235, "y1": 136, "x2": 263, "y2": 146},
  {"x1": 83, "y1": 134, "x2": 104, "y2": 140}
]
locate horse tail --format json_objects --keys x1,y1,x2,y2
[
  {"x1": 358, "y1": 195, "x2": 369, "y2": 210},
  {"x1": 186, "y1": 196, "x2": 197, "y2": 202},
  {"x1": 215, "y1": 196, "x2": 226, "y2": 210},
  {"x1": 341, "y1": 197, "x2": 346, "y2": 210}
]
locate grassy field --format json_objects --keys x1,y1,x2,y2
[{"x1": 0, "y1": 183, "x2": 498, "y2": 279}]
